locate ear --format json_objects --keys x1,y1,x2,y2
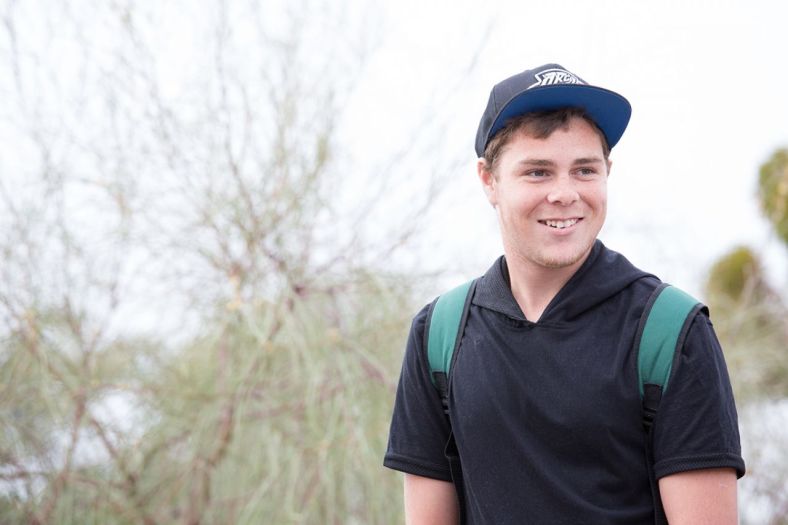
[
  {"x1": 477, "y1": 158, "x2": 498, "y2": 207},
  {"x1": 606, "y1": 158, "x2": 613, "y2": 177}
]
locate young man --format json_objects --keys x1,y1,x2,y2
[{"x1": 384, "y1": 64, "x2": 745, "y2": 524}]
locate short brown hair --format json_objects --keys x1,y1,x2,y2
[{"x1": 481, "y1": 107, "x2": 610, "y2": 173}]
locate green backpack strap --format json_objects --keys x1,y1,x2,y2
[
  {"x1": 635, "y1": 283, "x2": 704, "y2": 431},
  {"x1": 426, "y1": 279, "x2": 477, "y2": 525},
  {"x1": 636, "y1": 283, "x2": 703, "y2": 402},
  {"x1": 426, "y1": 279, "x2": 476, "y2": 409},
  {"x1": 427, "y1": 280, "x2": 700, "y2": 399},
  {"x1": 637, "y1": 283, "x2": 703, "y2": 525}
]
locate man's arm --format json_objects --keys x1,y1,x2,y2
[
  {"x1": 659, "y1": 468, "x2": 738, "y2": 525},
  {"x1": 404, "y1": 473, "x2": 459, "y2": 525}
]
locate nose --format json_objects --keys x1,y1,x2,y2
[{"x1": 546, "y1": 176, "x2": 580, "y2": 205}]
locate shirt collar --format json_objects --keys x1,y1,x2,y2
[
  {"x1": 472, "y1": 240, "x2": 605, "y2": 321},
  {"x1": 472, "y1": 255, "x2": 527, "y2": 321}
]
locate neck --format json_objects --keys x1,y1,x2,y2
[{"x1": 505, "y1": 249, "x2": 592, "y2": 322}]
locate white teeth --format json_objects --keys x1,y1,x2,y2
[{"x1": 544, "y1": 219, "x2": 579, "y2": 229}]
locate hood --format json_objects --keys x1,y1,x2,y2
[{"x1": 472, "y1": 240, "x2": 656, "y2": 324}]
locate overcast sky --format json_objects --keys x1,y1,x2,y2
[
  {"x1": 343, "y1": 0, "x2": 788, "y2": 297},
  {"x1": 3, "y1": 0, "x2": 786, "y2": 299}
]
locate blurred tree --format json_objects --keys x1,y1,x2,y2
[
  {"x1": 705, "y1": 148, "x2": 788, "y2": 524},
  {"x1": 0, "y1": 0, "x2": 468, "y2": 523},
  {"x1": 705, "y1": 147, "x2": 788, "y2": 401},
  {"x1": 706, "y1": 246, "x2": 769, "y2": 309},
  {"x1": 758, "y1": 148, "x2": 788, "y2": 244},
  {"x1": 704, "y1": 246, "x2": 787, "y2": 400}
]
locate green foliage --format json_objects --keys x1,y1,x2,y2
[
  {"x1": 705, "y1": 146, "x2": 788, "y2": 404},
  {"x1": 758, "y1": 148, "x2": 788, "y2": 244},
  {"x1": 704, "y1": 246, "x2": 788, "y2": 401},
  {"x1": 1, "y1": 278, "x2": 413, "y2": 524},
  {"x1": 705, "y1": 246, "x2": 763, "y2": 303},
  {"x1": 138, "y1": 276, "x2": 412, "y2": 524}
]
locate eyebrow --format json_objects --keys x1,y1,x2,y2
[
  {"x1": 572, "y1": 157, "x2": 606, "y2": 165},
  {"x1": 516, "y1": 157, "x2": 605, "y2": 167}
]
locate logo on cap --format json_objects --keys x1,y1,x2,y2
[{"x1": 528, "y1": 68, "x2": 584, "y2": 89}]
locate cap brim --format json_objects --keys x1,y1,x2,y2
[{"x1": 487, "y1": 84, "x2": 632, "y2": 153}]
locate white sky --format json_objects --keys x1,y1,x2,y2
[
  {"x1": 344, "y1": 0, "x2": 788, "y2": 298},
  {"x1": 4, "y1": 0, "x2": 785, "y2": 299}
]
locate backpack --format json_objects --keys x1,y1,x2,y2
[{"x1": 424, "y1": 279, "x2": 704, "y2": 524}]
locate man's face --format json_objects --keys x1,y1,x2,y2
[{"x1": 478, "y1": 116, "x2": 610, "y2": 272}]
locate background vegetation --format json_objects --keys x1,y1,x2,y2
[
  {"x1": 706, "y1": 147, "x2": 788, "y2": 523},
  {"x1": 1, "y1": 1, "x2": 786, "y2": 524},
  {"x1": 1, "y1": 2, "x2": 425, "y2": 522}
]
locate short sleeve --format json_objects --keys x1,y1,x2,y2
[
  {"x1": 383, "y1": 304, "x2": 453, "y2": 481},
  {"x1": 651, "y1": 313, "x2": 746, "y2": 479}
]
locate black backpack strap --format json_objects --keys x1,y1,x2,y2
[{"x1": 635, "y1": 283, "x2": 705, "y2": 524}]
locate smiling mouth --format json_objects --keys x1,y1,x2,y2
[{"x1": 539, "y1": 218, "x2": 581, "y2": 229}]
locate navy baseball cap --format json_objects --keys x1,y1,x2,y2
[{"x1": 475, "y1": 63, "x2": 631, "y2": 157}]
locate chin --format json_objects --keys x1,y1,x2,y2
[
  {"x1": 538, "y1": 255, "x2": 584, "y2": 269},
  {"x1": 535, "y1": 242, "x2": 594, "y2": 269}
]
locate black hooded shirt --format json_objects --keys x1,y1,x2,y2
[{"x1": 384, "y1": 240, "x2": 744, "y2": 524}]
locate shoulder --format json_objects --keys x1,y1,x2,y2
[
  {"x1": 404, "y1": 302, "x2": 433, "y2": 357},
  {"x1": 652, "y1": 308, "x2": 745, "y2": 479},
  {"x1": 411, "y1": 301, "x2": 432, "y2": 330}
]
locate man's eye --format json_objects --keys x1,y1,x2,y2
[
  {"x1": 527, "y1": 170, "x2": 547, "y2": 178},
  {"x1": 577, "y1": 168, "x2": 595, "y2": 176}
]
